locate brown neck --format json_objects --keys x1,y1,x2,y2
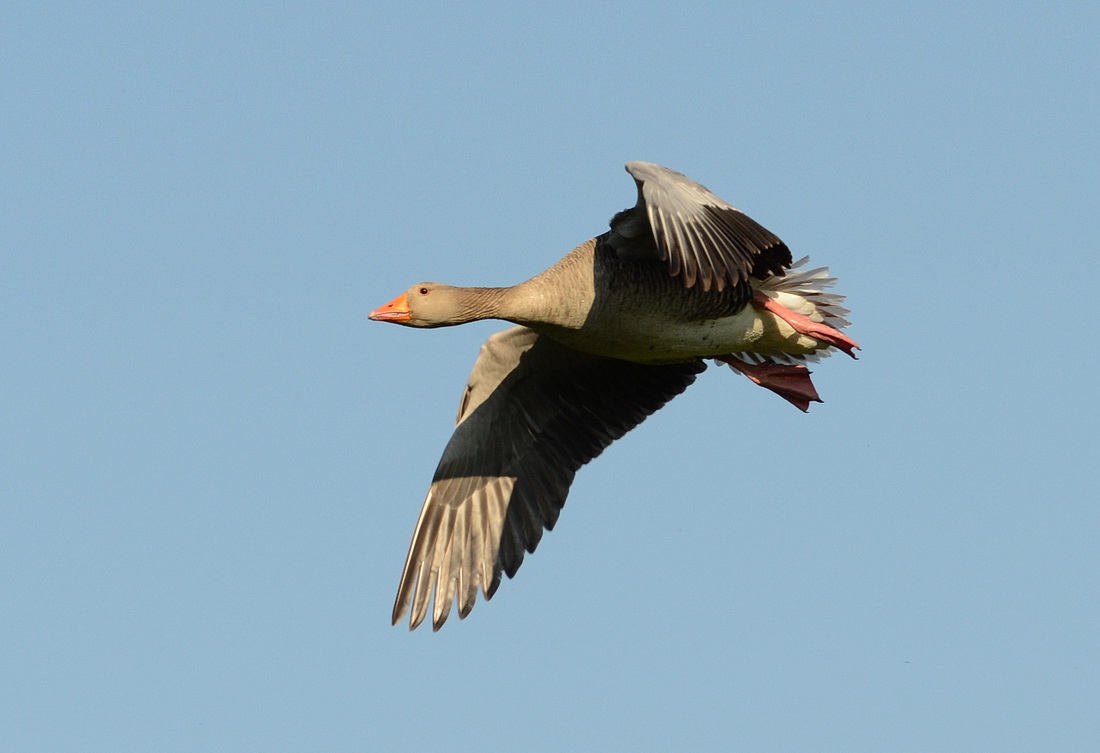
[
  {"x1": 434, "y1": 238, "x2": 598, "y2": 329},
  {"x1": 451, "y1": 286, "x2": 513, "y2": 323}
]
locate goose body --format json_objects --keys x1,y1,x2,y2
[
  {"x1": 499, "y1": 236, "x2": 837, "y2": 364},
  {"x1": 371, "y1": 161, "x2": 859, "y2": 630}
]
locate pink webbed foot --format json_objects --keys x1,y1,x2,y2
[
  {"x1": 717, "y1": 355, "x2": 822, "y2": 412},
  {"x1": 752, "y1": 291, "x2": 861, "y2": 358}
]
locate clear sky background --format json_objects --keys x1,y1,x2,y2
[{"x1": 3, "y1": 2, "x2": 1098, "y2": 751}]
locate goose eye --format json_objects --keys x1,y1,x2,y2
[{"x1": 418, "y1": 287, "x2": 429, "y2": 295}]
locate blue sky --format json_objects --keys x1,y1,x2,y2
[{"x1": 3, "y1": 1, "x2": 1098, "y2": 750}]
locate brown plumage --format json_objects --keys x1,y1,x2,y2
[{"x1": 371, "y1": 161, "x2": 859, "y2": 630}]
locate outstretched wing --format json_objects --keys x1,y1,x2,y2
[
  {"x1": 607, "y1": 161, "x2": 792, "y2": 292},
  {"x1": 392, "y1": 326, "x2": 706, "y2": 630}
]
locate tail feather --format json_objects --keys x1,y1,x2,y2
[{"x1": 736, "y1": 257, "x2": 854, "y2": 366}]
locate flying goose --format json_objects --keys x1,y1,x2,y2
[{"x1": 371, "y1": 161, "x2": 859, "y2": 630}]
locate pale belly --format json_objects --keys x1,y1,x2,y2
[{"x1": 535, "y1": 304, "x2": 827, "y2": 365}]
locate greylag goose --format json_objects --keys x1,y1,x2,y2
[{"x1": 371, "y1": 161, "x2": 859, "y2": 630}]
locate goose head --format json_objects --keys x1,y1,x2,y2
[{"x1": 369, "y1": 282, "x2": 495, "y2": 328}]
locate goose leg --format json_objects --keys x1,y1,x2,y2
[
  {"x1": 717, "y1": 355, "x2": 822, "y2": 412},
  {"x1": 752, "y1": 291, "x2": 860, "y2": 358}
]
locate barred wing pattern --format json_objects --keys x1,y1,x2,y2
[
  {"x1": 609, "y1": 161, "x2": 791, "y2": 292},
  {"x1": 392, "y1": 326, "x2": 706, "y2": 630}
]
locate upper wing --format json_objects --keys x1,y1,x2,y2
[
  {"x1": 392, "y1": 326, "x2": 706, "y2": 630},
  {"x1": 607, "y1": 161, "x2": 792, "y2": 292}
]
